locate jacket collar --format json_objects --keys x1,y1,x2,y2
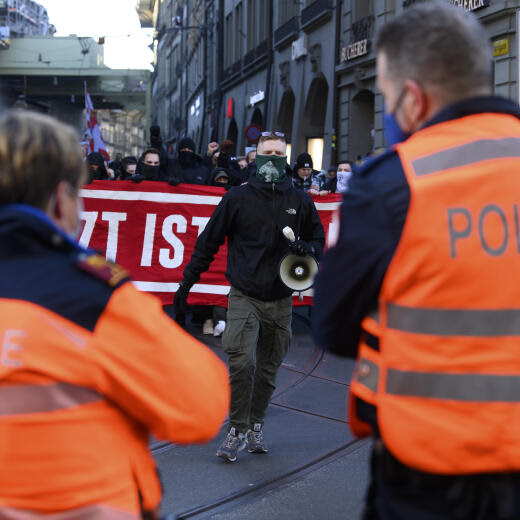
[
  {"x1": 0, "y1": 204, "x2": 88, "y2": 253},
  {"x1": 247, "y1": 171, "x2": 294, "y2": 193}
]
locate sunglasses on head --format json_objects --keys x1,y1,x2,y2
[{"x1": 261, "y1": 131, "x2": 285, "y2": 138}]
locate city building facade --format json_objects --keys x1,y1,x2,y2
[{"x1": 144, "y1": 0, "x2": 520, "y2": 168}]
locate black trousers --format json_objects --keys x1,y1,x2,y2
[{"x1": 363, "y1": 440, "x2": 520, "y2": 520}]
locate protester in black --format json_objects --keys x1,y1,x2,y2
[
  {"x1": 174, "y1": 132, "x2": 325, "y2": 462},
  {"x1": 167, "y1": 137, "x2": 210, "y2": 185}
]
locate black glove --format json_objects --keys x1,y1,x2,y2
[
  {"x1": 173, "y1": 280, "x2": 192, "y2": 326},
  {"x1": 168, "y1": 176, "x2": 180, "y2": 186},
  {"x1": 129, "y1": 174, "x2": 144, "y2": 183},
  {"x1": 290, "y1": 239, "x2": 314, "y2": 257}
]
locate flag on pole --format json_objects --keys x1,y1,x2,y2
[{"x1": 84, "y1": 83, "x2": 110, "y2": 161}]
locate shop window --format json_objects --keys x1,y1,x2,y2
[
  {"x1": 354, "y1": 0, "x2": 373, "y2": 22},
  {"x1": 307, "y1": 138, "x2": 323, "y2": 171}
]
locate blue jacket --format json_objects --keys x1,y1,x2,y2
[{"x1": 311, "y1": 96, "x2": 520, "y2": 358}]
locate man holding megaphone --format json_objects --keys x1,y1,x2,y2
[{"x1": 174, "y1": 131, "x2": 325, "y2": 462}]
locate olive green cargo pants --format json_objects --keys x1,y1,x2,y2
[{"x1": 222, "y1": 286, "x2": 292, "y2": 433}]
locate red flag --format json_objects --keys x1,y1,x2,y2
[{"x1": 84, "y1": 86, "x2": 110, "y2": 161}]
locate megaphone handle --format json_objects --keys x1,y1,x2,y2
[{"x1": 298, "y1": 292, "x2": 303, "y2": 302}]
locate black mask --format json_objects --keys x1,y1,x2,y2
[
  {"x1": 140, "y1": 164, "x2": 160, "y2": 180},
  {"x1": 179, "y1": 150, "x2": 196, "y2": 167}
]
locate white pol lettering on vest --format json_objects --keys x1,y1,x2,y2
[
  {"x1": 2, "y1": 330, "x2": 26, "y2": 367},
  {"x1": 447, "y1": 204, "x2": 520, "y2": 258}
]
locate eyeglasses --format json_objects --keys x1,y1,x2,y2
[{"x1": 261, "y1": 131, "x2": 285, "y2": 138}]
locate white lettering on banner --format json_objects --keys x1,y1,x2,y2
[
  {"x1": 2, "y1": 329, "x2": 25, "y2": 367},
  {"x1": 160, "y1": 215, "x2": 187, "y2": 268},
  {"x1": 102, "y1": 212, "x2": 127, "y2": 262},
  {"x1": 79, "y1": 211, "x2": 98, "y2": 248},
  {"x1": 192, "y1": 216, "x2": 210, "y2": 236},
  {"x1": 141, "y1": 213, "x2": 157, "y2": 267},
  {"x1": 327, "y1": 217, "x2": 340, "y2": 249}
]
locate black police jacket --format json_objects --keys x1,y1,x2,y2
[{"x1": 183, "y1": 173, "x2": 325, "y2": 301}]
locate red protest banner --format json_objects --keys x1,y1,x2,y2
[{"x1": 79, "y1": 181, "x2": 341, "y2": 306}]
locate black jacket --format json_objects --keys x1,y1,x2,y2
[
  {"x1": 167, "y1": 156, "x2": 210, "y2": 185},
  {"x1": 183, "y1": 174, "x2": 325, "y2": 301}
]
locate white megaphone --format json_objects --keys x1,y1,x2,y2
[{"x1": 279, "y1": 226, "x2": 319, "y2": 293}]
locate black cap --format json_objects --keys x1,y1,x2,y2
[{"x1": 296, "y1": 152, "x2": 313, "y2": 170}]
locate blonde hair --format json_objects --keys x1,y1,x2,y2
[{"x1": 0, "y1": 110, "x2": 85, "y2": 208}]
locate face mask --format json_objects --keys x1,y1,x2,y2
[
  {"x1": 141, "y1": 164, "x2": 160, "y2": 180},
  {"x1": 179, "y1": 150, "x2": 196, "y2": 166},
  {"x1": 255, "y1": 154, "x2": 287, "y2": 183},
  {"x1": 336, "y1": 169, "x2": 352, "y2": 193},
  {"x1": 383, "y1": 112, "x2": 411, "y2": 146},
  {"x1": 383, "y1": 90, "x2": 411, "y2": 146}
]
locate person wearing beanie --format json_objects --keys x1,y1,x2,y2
[
  {"x1": 166, "y1": 136, "x2": 210, "y2": 186},
  {"x1": 292, "y1": 152, "x2": 320, "y2": 193},
  {"x1": 210, "y1": 167, "x2": 230, "y2": 187},
  {"x1": 86, "y1": 152, "x2": 112, "y2": 183}
]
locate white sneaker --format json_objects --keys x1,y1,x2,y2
[
  {"x1": 213, "y1": 320, "x2": 226, "y2": 337},
  {"x1": 202, "y1": 319, "x2": 214, "y2": 335}
]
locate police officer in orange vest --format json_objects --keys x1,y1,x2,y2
[
  {"x1": 313, "y1": 3, "x2": 520, "y2": 519},
  {"x1": 0, "y1": 110, "x2": 230, "y2": 519}
]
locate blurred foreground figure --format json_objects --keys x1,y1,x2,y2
[
  {"x1": 0, "y1": 111, "x2": 229, "y2": 519},
  {"x1": 313, "y1": 3, "x2": 520, "y2": 519}
]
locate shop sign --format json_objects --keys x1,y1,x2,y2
[
  {"x1": 292, "y1": 35, "x2": 307, "y2": 60},
  {"x1": 247, "y1": 90, "x2": 265, "y2": 106},
  {"x1": 449, "y1": 0, "x2": 489, "y2": 10},
  {"x1": 403, "y1": 0, "x2": 489, "y2": 10},
  {"x1": 493, "y1": 38, "x2": 508, "y2": 58},
  {"x1": 341, "y1": 39, "x2": 369, "y2": 62}
]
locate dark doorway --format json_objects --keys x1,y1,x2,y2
[
  {"x1": 277, "y1": 89, "x2": 295, "y2": 141},
  {"x1": 251, "y1": 107, "x2": 263, "y2": 128},
  {"x1": 302, "y1": 76, "x2": 328, "y2": 138},
  {"x1": 349, "y1": 89, "x2": 375, "y2": 161},
  {"x1": 226, "y1": 118, "x2": 238, "y2": 154}
]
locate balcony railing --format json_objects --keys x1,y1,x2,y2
[
  {"x1": 274, "y1": 16, "x2": 298, "y2": 47},
  {"x1": 301, "y1": 0, "x2": 332, "y2": 29}
]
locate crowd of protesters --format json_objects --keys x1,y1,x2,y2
[{"x1": 84, "y1": 126, "x2": 356, "y2": 196}]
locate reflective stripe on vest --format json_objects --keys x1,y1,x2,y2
[
  {"x1": 0, "y1": 505, "x2": 139, "y2": 519},
  {"x1": 387, "y1": 303, "x2": 520, "y2": 337},
  {"x1": 0, "y1": 382, "x2": 103, "y2": 415},
  {"x1": 411, "y1": 137, "x2": 520, "y2": 176},
  {"x1": 386, "y1": 369, "x2": 520, "y2": 402}
]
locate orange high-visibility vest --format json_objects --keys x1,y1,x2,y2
[
  {"x1": 349, "y1": 312, "x2": 380, "y2": 438},
  {"x1": 372, "y1": 112, "x2": 520, "y2": 475},
  {"x1": 0, "y1": 281, "x2": 230, "y2": 517}
]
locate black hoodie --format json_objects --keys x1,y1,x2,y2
[{"x1": 183, "y1": 173, "x2": 325, "y2": 301}]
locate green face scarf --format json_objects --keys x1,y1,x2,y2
[{"x1": 255, "y1": 154, "x2": 287, "y2": 183}]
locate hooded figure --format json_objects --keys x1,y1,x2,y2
[
  {"x1": 166, "y1": 136, "x2": 210, "y2": 185},
  {"x1": 209, "y1": 167, "x2": 231, "y2": 188},
  {"x1": 86, "y1": 152, "x2": 109, "y2": 183}
]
